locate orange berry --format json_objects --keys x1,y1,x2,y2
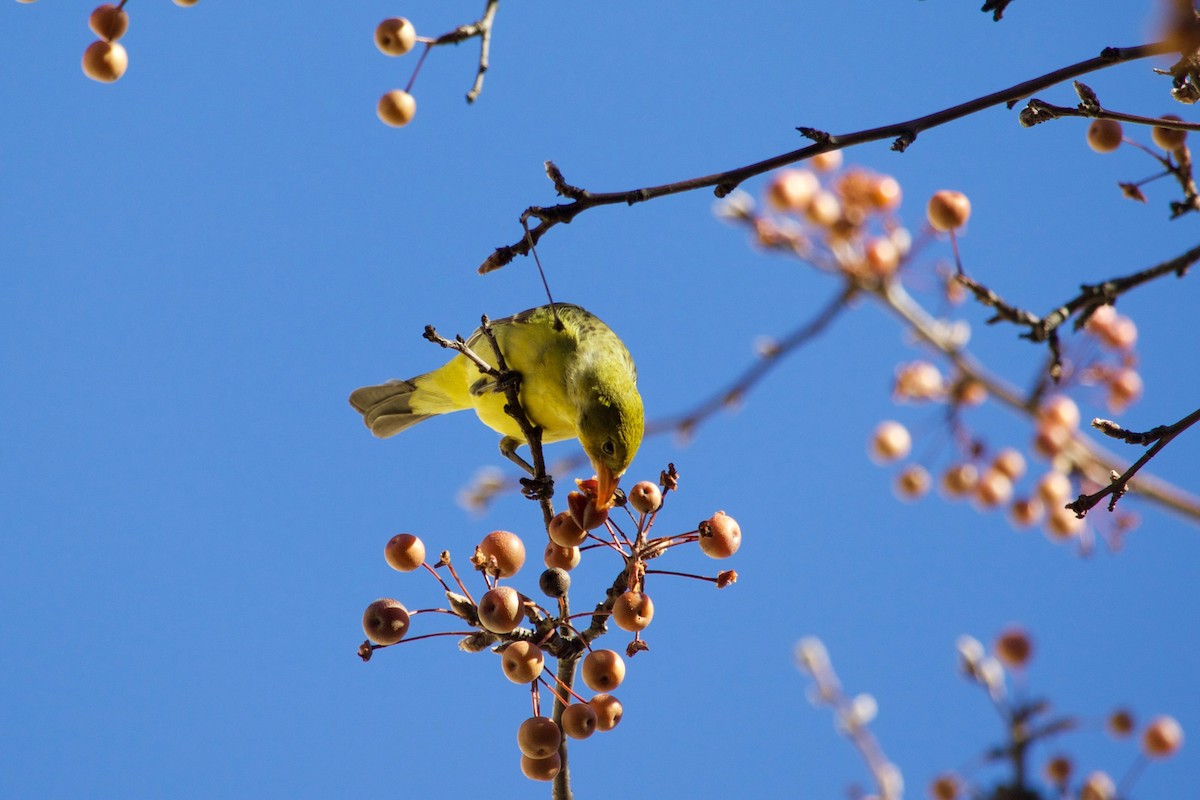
[
  {"x1": 1009, "y1": 497, "x2": 1045, "y2": 529},
  {"x1": 1044, "y1": 755, "x2": 1072, "y2": 784},
  {"x1": 1142, "y1": 715, "x2": 1184, "y2": 757},
  {"x1": 805, "y1": 190, "x2": 841, "y2": 227},
  {"x1": 377, "y1": 90, "x2": 416, "y2": 127},
  {"x1": 698, "y1": 511, "x2": 741, "y2": 558},
  {"x1": 611, "y1": 590, "x2": 654, "y2": 631},
  {"x1": 894, "y1": 464, "x2": 931, "y2": 501},
  {"x1": 1152, "y1": 114, "x2": 1188, "y2": 150},
  {"x1": 1039, "y1": 395, "x2": 1081, "y2": 431},
  {"x1": 89, "y1": 4, "x2": 129, "y2": 42},
  {"x1": 894, "y1": 361, "x2": 943, "y2": 401},
  {"x1": 974, "y1": 468, "x2": 1014, "y2": 509},
  {"x1": 1108, "y1": 315, "x2": 1138, "y2": 350},
  {"x1": 766, "y1": 169, "x2": 819, "y2": 212},
  {"x1": 567, "y1": 488, "x2": 609, "y2": 530},
  {"x1": 865, "y1": 237, "x2": 900, "y2": 277},
  {"x1": 543, "y1": 542, "x2": 581, "y2": 571},
  {"x1": 173, "y1": 0, "x2": 199, "y2": 6},
  {"x1": 994, "y1": 626, "x2": 1033, "y2": 668},
  {"x1": 589, "y1": 693, "x2": 624, "y2": 731},
  {"x1": 500, "y1": 640, "x2": 545, "y2": 684},
  {"x1": 477, "y1": 586, "x2": 523, "y2": 634},
  {"x1": 1086, "y1": 119, "x2": 1123, "y2": 153},
  {"x1": 1036, "y1": 472, "x2": 1073, "y2": 506},
  {"x1": 1080, "y1": 771, "x2": 1115, "y2": 800},
  {"x1": 477, "y1": 530, "x2": 526, "y2": 577},
  {"x1": 930, "y1": 773, "x2": 959, "y2": 800},
  {"x1": 991, "y1": 448, "x2": 1027, "y2": 481},
  {"x1": 582, "y1": 649, "x2": 626, "y2": 692},
  {"x1": 384, "y1": 533, "x2": 425, "y2": 572},
  {"x1": 868, "y1": 175, "x2": 902, "y2": 210},
  {"x1": 362, "y1": 598, "x2": 410, "y2": 645},
  {"x1": 561, "y1": 702, "x2": 598, "y2": 740},
  {"x1": 548, "y1": 511, "x2": 587, "y2": 547},
  {"x1": 374, "y1": 17, "x2": 416, "y2": 56},
  {"x1": 517, "y1": 715, "x2": 561, "y2": 759},
  {"x1": 1107, "y1": 368, "x2": 1143, "y2": 412},
  {"x1": 627, "y1": 481, "x2": 663, "y2": 514},
  {"x1": 940, "y1": 463, "x2": 979, "y2": 498},
  {"x1": 926, "y1": 190, "x2": 971, "y2": 232},
  {"x1": 81, "y1": 40, "x2": 128, "y2": 83},
  {"x1": 1108, "y1": 709, "x2": 1135, "y2": 737},
  {"x1": 870, "y1": 420, "x2": 912, "y2": 463},
  {"x1": 810, "y1": 150, "x2": 843, "y2": 172},
  {"x1": 1044, "y1": 506, "x2": 1084, "y2": 541},
  {"x1": 1032, "y1": 422, "x2": 1071, "y2": 459},
  {"x1": 519, "y1": 751, "x2": 561, "y2": 782}
]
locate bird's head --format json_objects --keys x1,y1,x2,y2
[{"x1": 576, "y1": 378, "x2": 644, "y2": 508}]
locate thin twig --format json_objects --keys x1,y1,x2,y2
[{"x1": 480, "y1": 41, "x2": 1175, "y2": 273}]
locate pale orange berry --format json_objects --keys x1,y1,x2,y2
[
  {"x1": 930, "y1": 773, "x2": 959, "y2": 800},
  {"x1": 627, "y1": 480, "x2": 663, "y2": 514},
  {"x1": 500, "y1": 640, "x2": 545, "y2": 684},
  {"x1": 173, "y1": 0, "x2": 199, "y2": 6},
  {"x1": 894, "y1": 360, "x2": 943, "y2": 401},
  {"x1": 1142, "y1": 715, "x2": 1184, "y2": 757},
  {"x1": 374, "y1": 17, "x2": 416, "y2": 56},
  {"x1": 561, "y1": 702, "x2": 598, "y2": 739},
  {"x1": 477, "y1": 586, "x2": 523, "y2": 634},
  {"x1": 940, "y1": 463, "x2": 979, "y2": 498},
  {"x1": 543, "y1": 541, "x2": 581, "y2": 571},
  {"x1": 1108, "y1": 315, "x2": 1138, "y2": 350},
  {"x1": 1152, "y1": 114, "x2": 1188, "y2": 150},
  {"x1": 362, "y1": 598, "x2": 410, "y2": 645},
  {"x1": 810, "y1": 150, "x2": 843, "y2": 172},
  {"x1": 1009, "y1": 496, "x2": 1045, "y2": 529},
  {"x1": 766, "y1": 169, "x2": 819, "y2": 211},
  {"x1": 517, "y1": 716, "x2": 561, "y2": 759},
  {"x1": 1086, "y1": 119, "x2": 1123, "y2": 153},
  {"x1": 1085, "y1": 304, "x2": 1119, "y2": 339},
  {"x1": 1108, "y1": 709, "x2": 1135, "y2": 737},
  {"x1": 1080, "y1": 771, "x2": 1115, "y2": 800},
  {"x1": 589, "y1": 693, "x2": 624, "y2": 731},
  {"x1": 865, "y1": 237, "x2": 900, "y2": 277},
  {"x1": 377, "y1": 90, "x2": 417, "y2": 127},
  {"x1": 82, "y1": 40, "x2": 128, "y2": 83},
  {"x1": 868, "y1": 175, "x2": 902, "y2": 210},
  {"x1": 870, "y1": 420, "x2": 912, "y2": 463},
  {"x1": 1036, "y1": 471, "x2": 1073, "y2": 506},
  {"x1": 894, "y1": 464, "x2": 931, "y2": 501},
  {"x1": 1044, "y1": 755, "x2": 1072, "y2": 784},
  {"x1": 698, "y1": 511, "x2": 741, "y2": 558},
  {"x1": 927, "y1": 190, "x2": 971, "y2": 232},
  {"x1": 89, "y1": 4, "x2": 129, "y2": 42},
  {"x1": 953, "y1": 378, "x2": 988, "y2": 407},
  {"x1": 519, "y1": 751, "x2": 561, "y2": 782},
  {"x1": 384, "y1": 533, "x2": 425, "y2": 572},
  {"x1": 991, "y1": 448, "x2": 1027, "y2": 481},
  {"x1": 974, "y1": 468, "x2": 1014, "y2": 509},
  {"x1": 805, "y1": 190, "x2": 841, "y2": 227},
  {"x1": 1039, "y1": 395, "x2": 1080, "y2": 430},
  {"x1": 994, "y1": 626, "x2": 1033, "y2": 668},
  {"x1": 582, "y1": 649, "x2": 626, "y2": 692},
  {"x1": 611, "y1": 590, "x2": 654, "y2": 631},
  {"x1": 548, "y1": 511, "x2": 587, "y2": 547},
  {"x1": 477, "y1": 530, "x2": 526, "y2": 577},
  {"x1": 1032, "y1": 422, "x2": 1071, "y2": 459},
  {"x1": 1044, "y1": 506, "x2": 1084, "y2": 541},
  {"x1": 1107, "y1": 368, "x2": 1143, "y2": 412}
]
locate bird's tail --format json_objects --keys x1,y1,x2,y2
[{"x1": 349, "y1": 376, "x2": 442, "y2": 438}]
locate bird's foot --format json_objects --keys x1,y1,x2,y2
[
  {"x1": 492, "y1": 369, "x2": 522, "y2": 393},
  {"x1": 519, "y1": 474, "x2": 554, "y2": 502}
]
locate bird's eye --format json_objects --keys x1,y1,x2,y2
[{"x1": 601, "y1": 440, "x2": 616, "y2": 456}]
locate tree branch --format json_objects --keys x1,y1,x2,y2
[{"x1": 480, "y1": 41, "x2": 1175, "y2": 273}]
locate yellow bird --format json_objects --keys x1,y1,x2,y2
[{"x1": 349, "y1": 304, "x2": 644, "y2": 506}]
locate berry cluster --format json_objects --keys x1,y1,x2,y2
[
  {"x1": 358, "y1": 467, "x2": 740, "y2": 783},
  {"x1": 373, "y1": 17, "x2": 420, "y2": 128},
  {"x1": 1085, "y1": 113, "x2": 1195, "y2": 213},
  {"x1": 74, "y1": 1, "x2": 200, "y2": 84}
]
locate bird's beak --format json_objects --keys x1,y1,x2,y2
[{"x1": 595, "y1": 464, "x2": 619, "y2": 509}]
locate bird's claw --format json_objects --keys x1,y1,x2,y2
[{"x1": 519, "y1": 474, "x2": 554, "y2": 502}]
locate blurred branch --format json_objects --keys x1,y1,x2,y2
[{"x1": 481, "y1": 41, "x2": 1175, "y2": 273}]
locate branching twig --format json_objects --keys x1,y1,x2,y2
[
  {"x1": 1070, "y1": 406, "x2": 1200, "y2": 516},
  {"x1": 480, "y1": 41, "x2": 1174, "y2": 273},
  {"x1": 420, "y1": 0, "x2": 501, "y2": 103}
]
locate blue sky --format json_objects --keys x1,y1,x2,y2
[{"x1": 2, "y1": 2, "x2": 1198, "y2": 798}]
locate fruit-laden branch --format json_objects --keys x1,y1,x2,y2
[
  {"x1": 1073, "y1": 406, "x2": 1200, "y2": 516},
  {"x1": 479, "y1": 41, "x2": 1175, "y2": 273}
]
